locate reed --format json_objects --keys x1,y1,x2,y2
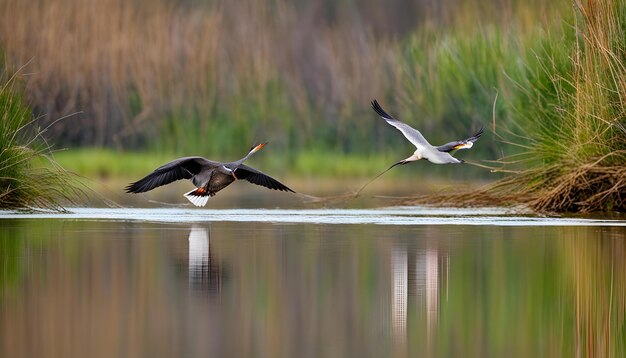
[
  {"x1": 0, "y1": 67, "x2": 81, "y2": 211},
  {"x1": 5, "y1": 0, "x2": 620, "y2": 212},
  {"x1": 404, "y1": 0, "x2": 626, "y2": 212},
  {"x1": 0, "y1": 0, "x2": 563, "y2": 161},
  {"x1": 492, "y1": 0, "x2": 626, "y2": 212}
]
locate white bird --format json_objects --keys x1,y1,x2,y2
[{"x1": 372, "y1": 99, "x2": 483, "y2": 168}]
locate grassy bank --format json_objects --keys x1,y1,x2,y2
[
  {"x1": 407, "y1": 0, "x2": 626, "y2": 212},
  {"x1": 49, "y1": 148, "x2": 489, "y2": 181},
  {"x1": 0, "y1": 68, "x2": 81, "y2": 210},
  {"x1": 1, "y1": 0, "x2": 623, "y2": 211},
  {"x1": 488, "y1": 0, "x2": 626, "y2": 212}
]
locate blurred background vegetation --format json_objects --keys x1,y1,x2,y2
[
  {"x1": 0, "y1": 0, "x2": 567, "y2": 177},
  {"x1": 0, "y1": 0, "x2": 624, "y2": 211}
]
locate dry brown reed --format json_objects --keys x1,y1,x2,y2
[
  {"x1": 1, "y1": 0, "x2": 225, "y2": 147},
  {"x1": 403, "y1": 0, "x2": 626, "y2": 213},
  {"x1": 0, "y1": 0, "x2": 402, "y2": 150},
  {"x1": 0, "y1": 0, "x2": 560, "y2": 153}
]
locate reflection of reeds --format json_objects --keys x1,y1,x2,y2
[
  {"x1": 2, "y1": 221, "x2": 623, "y2": 356},
  {"x1": 560, "y1": 228, "x2": 626, "y2": 356}
]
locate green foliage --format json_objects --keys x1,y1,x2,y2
[
  {"x1": 0, "y1": 0, "x2": 564, "y2": 161},
  {"x1": 50, "y1": 148, "x2": 397, "y2": 179},
  {"x1": 0, "y1": 69, "x2": 81, "y2": 210},
  {"x1": 2, "y1": 0, "x2": 624, "y2": 211},
  {"x1": 494, "y1": 0, "x2": 626, "y2": 212}
]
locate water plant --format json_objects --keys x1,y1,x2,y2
[
  {"x1": 409, "y1": 0, "x2": 626, "y2": 212},
  {"x1": 0, "y1": 67, "x2": 81, "y2": 211},
  {"x1": 490, "y1": 0, "x2": 626, "y2": 212}
]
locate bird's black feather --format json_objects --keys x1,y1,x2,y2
[
  {"x1": 125, "y1": 157, "x2": 205, "y2": 193},
  {"x1": 436, "y1": 126, "x2": 484, "y2": 153},
  {"x1": 371, "y1": 99, "x2": 395, "y2": 120},
  {"x1": 234, "y1": 165, "x2": 294, "y2": 193}
]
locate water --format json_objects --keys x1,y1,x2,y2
[{"x1": 1, "y1": 207, "x2": 625, "y2": 357}]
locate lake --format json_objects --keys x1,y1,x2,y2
[{"x1": 1, "y1": 207, "x2": 625, "y2": 357}]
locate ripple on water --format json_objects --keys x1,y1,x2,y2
[{"x1": 1, "y1": 207, "x2": 625, "y2": 226}]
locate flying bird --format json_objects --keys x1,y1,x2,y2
[
  {"x1": 372, "y1": 99, "x2": 483, "y2": 168},
  {"x1": 353, "y1": 100, "x2": 484, "y2": 196},
  {"x1": 125, "y1": 143, "x2": 294, "y2": 207}
]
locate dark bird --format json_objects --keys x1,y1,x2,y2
[
  {"x1": 125, "y1": 143, "x2": 294, "y2": 206},
  {"x1": 372, "y1": 99, "x2": 483, "y2": 167}
]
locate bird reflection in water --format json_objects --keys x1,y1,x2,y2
[
  {"x1": 392, "y1": 247, "x2": 408, "y2": 344},
  {"x1": 188, "y1": 226, "x2": 222, "y2": 295},
  {"x1": 392, "y1": 244, "x2": 449, "y2": 353}
]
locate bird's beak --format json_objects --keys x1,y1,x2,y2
[
  {"x1": 453, "y1": 142, "x2": 473, "y2": 150},
  {"x1": 251, "y1": 142, "x2": 267, "y2": 153}
]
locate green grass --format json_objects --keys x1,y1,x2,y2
[
  {"x1": 0, "y1": 0, "x2": 565, "y2": 160},
  {"x1": 491, "y1": 0, "x2": 626, "y2": 212},
  {"x1": 45, "y1": 149, "x2": 177, "y2": 180},
  {"x1": 0, "y1": 68, "x2": 81, "y2": 211},
  {"x1": 3, "y1": 0, "x2": 624, "y2": 211},
  {"x1": 408, "y1": 0, "x2": 626, "y2": 212},
  {"x1": 49, "y1": 148, "x2": 400, "y2": 179},
  {"x1": 49, "y1": 147, "x2": 491, "y2": 182}
]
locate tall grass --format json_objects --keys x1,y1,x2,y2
[
  {"x1": 407, "y1": 0, "x2": 626, "y2": 212},
  {"x1": 4, "y1": 0, "x2": 621, "y2": 212},
  {"x1": 0, "y1": 0, "x2": 563, "y2": 161},
  {"x1": 490, "y1": 0, "x2": 626, "y2": 212},
  {"x1": 0, "y1": 68, "x2": 80, "y2": 211}
]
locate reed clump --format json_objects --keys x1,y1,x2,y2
[
  {"x1": 0, "y1": 68, "x2": 81, "y2": 211},
  {"x1": 407, "y1": 0, "x2": 626, "y2": 213},
  {"x1": 496, "y1": 0, "x2": 626, "y2": 212}
]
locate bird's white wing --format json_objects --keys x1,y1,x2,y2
[{"x1": 371, "y1": 100, "x2": 432, "y2": 148}]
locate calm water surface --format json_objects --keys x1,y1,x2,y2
[{"x1": 1, "y1": 207, "x2": 625, "y2": 357}]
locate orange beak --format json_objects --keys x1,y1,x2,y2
[{"x1": 251, "y1": 142, "x2": 267, "y2": 153}]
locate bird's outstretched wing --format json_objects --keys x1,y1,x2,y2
[
  {"x1": 436, "y1": 126, "x2": 484, "y2": 153},
  {"x1": 234, "y1": 165, "x2": 295, "y2": 193},
  {"x1": 125, "y1": 157, "x2": 219, "y2": 193},
  {"x1": 371, "y1": 100, "x2": 432, "y2": 148}
]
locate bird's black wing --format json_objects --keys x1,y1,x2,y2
[
  {"x1": 234, "y1": 164, "x2": 295, "y2": 193},
  {"x1": 436, "y1": 126, "x2": 484, "y2": 153},
  {"x1": 125, "y1": 157, "x2": 219, "y2": 193}
]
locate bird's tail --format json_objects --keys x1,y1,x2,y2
[{"x1": 184, "y1": 188, "x2": 211, "y2": 207}]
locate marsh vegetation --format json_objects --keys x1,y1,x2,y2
[
  {"x1": 0, "y1": 68, "x2": 81, "y2": 210},
  {"x1": 0, "y1": 0, "x2": 624, "y2": 212}
]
